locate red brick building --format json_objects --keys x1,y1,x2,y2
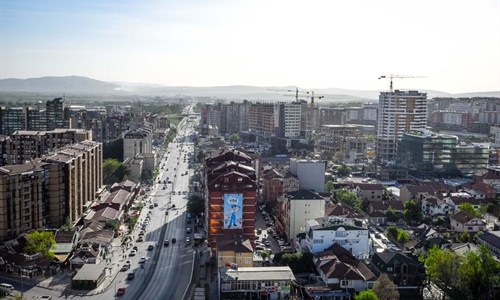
[{"x1": 204, "y1": 149, "x2": 257, "y2": 250}]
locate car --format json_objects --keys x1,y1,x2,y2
[
  {"x1": 375, "y1": 233, "x2": 381, "y2": 238},
  {"x1": 164, "y1": 239, "x2": 170, "y2": 246},
  {"x1": 121, "y1": 264, "x2": 130, "y2": 271},
  {"x1": 37, "y1": 297, "x2": 53, "y2": 300},
  {"x1": 139, "y1": 231, "x2": 145, "y2": 236},
  {"x1": 186, "y1": 237, "x2": 191, "y2": 245},
  {"x1": 127, "y1": 272, "x2": 135, "y2": 280},
  {"x1": 129, "y1": 250, "x2": 137, "y2": 256},
  {"x1": 154, "y1": 203, "x2": 158, "y2": 207},
  {"x1": 139, "y1": 257, "x2": 147, "y2": 264},
  {"x1": 125, "y1": 260, "x2": 132, "y2": 265},
  {"x1": 147, "y1": 245, "x2": 154, "y2": 251},
  {"x1": 137, "y1": 236, "x2": 144, "y2": 242},
  {"x1": 178, "y1": 191, "x2": 182, "y2": 195},
  {"x1": 186, "y1": 227, "x2": 192, "y2": 233},
  {"x1": 172, "y1": 238, "x2": 177, "y2": 243},
  {"x1": 255, "y1": 245, "x2": 264, "y2": 251},
  {"x1": 162, "y1": 186, "x2": 166, "y2": 190},
  {"x1": 116, "y1": 287, "x2": 126, "y2": 296},
  {"x1": 264, "y1": 241, "x2": 271, "y2": 247},
  {"x1": 133, "y1": 246, "x2": 138, "y2": 251},
  {"x1": 149, "y1": 205, "x2": 154, "y2": 209}
]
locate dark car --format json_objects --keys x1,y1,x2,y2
[
  {"x1": 172, "y1": 238, "x2": 177, "y2": 243},
  {"x1": 127, "y1": 272, "x2": 135, "y2": 280},
  {"x1": 147, "y1": 245, "x2": 154, "y2": 251},
  {"x1": 116, "y1": 287, "x2": 126, "y2": 296}
]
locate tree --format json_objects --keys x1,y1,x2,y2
[
  {"x1": 397, "y1": 230, "x2": 409, "y2": 245},
  {"x1": 337, "y1": 164, "x2": 351, "y2": 177},
  {"x1": 355, "y1": 290, "x2": 379, "y2": 300},
  {"x1": 373, "y1": 273, "x2": 399, "y2": 300},
  {"x1": 104, "y1": 220, "x2": 119, "y2": 231},
  {"x1": 278, "y1": 252, "x2": 316, "y2": 274},
  {"x1": 335, "y1": 189, "x2": 362, "y2": 211},
  {"x1": 333, "y1": 151, "x2": 345, "y2": 163},
  {"x1": 403, "y1": 200, "x2": 423, "y2": 225},
  {"x1": 228, "y1": 133, "x2": 241, "y2": 143},
  {"x1": 458, "y1": 203, "x2": 480, "y2": 218},
  {"x1": 103, "y1": 158, "x2": 130, "y2": 184},
  {"x1": 187, "y1": 195, "x2": 205, "y2": 216},
  {"x1": 325, "y1": 180, "x2": 334, "y2": 193},
  {"x1": 459, "y1": 245, "x2": 500, "y2": 300},
  {"x1": 386, "y1": 207, "x2": 398, "y2": 222},
  {"x1": 24, "y1": 231, "x2": 56, "y2": 258},
  {"x1": 422, "y1": 246, "x2": 463, "y2": 299}
]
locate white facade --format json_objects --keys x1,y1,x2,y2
[
  {"x1": 123, "y1": 129, "x2": 153, "y2": 161},
  {"x1": 491, "y1": 125, "x2": 500, "y2": 147},
  {"x1": 289, "y1": 159, "x2": 326, "y2": 193},
  {"x1": 376, "y1": 90, "x2": 427, "y2": 163},
  {"x1": 305, "y1": 217, "x2": 370, "y2": 259},
  {"x1": 421, "y1": 197, "x2": 454, "y2": 217},
  {"x1": 285, "y1": 190, "x2": 325, "y2": 241}
]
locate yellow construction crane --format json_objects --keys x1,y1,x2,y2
[{"x1": 378, "y1": 74, "x2": 426, "y2": 92}]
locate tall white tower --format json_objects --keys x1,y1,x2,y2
[{"x1": 376, "y1": 90, "x2": 427, "y2": 163}]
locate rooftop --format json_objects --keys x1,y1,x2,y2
[{"x1": 221, "y1": 266, "x2": 295, "y2": 282}]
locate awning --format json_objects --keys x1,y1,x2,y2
[{"x1": 54, "y1": 254, "x2": 70, "y2": 262}]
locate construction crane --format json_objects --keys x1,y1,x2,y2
[
  {"x1": 378, "y1": 74, "x2": 426, "y2": 92},
  {"x1": 283, "y1": 88, "x2": 324, "y2": 107}
]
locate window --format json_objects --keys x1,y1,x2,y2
[
  {"x1": 313, "y1": 239, "x2": 323, "y2": 244},
  {"x1": 341, "y1": 280, "x2": 349, "y2": 287}
]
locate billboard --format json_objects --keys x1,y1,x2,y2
[{"x1": 223, "y1": 194, "x2": 243, "y2": 229}]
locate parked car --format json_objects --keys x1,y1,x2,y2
[
  {"x1": 127, "y1": 272, "x2": 135, "y2": 280},
  {"x1": 172, "y1": 238, "x2": 177, "y2": 243},
  {"x1": 147, "y1": 245, "x2": 154, "y2": 251},
  {"x1": 129, "y1": 250, "x2": 137, "y2": 256},
  {"x1": 139, "y1": 257, "x2": 147, "y2": 264}
]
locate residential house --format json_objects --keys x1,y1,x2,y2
[
  {"x1": 52, "y1": 230, "x2": 79, "y2": 264},
  {"x1": 449, "y1": 211, "x2": 486, "y2": 233},
  {"x1": 304, "y1": 216, "x2": 370, "y2": 259},
  {"x1": 476, "y1": 231, "x2": 500, "y2": 259},
  {"x1": 369, "y1": 211, "x2": 387, "y2": 226},
  {"x1": 325, "y1": 203, "x2": 357, "y2": 218},
  {"x1": 400, "y1": 185, "x2": 435, "y2": 203},
  {"x1": 368, "y1": 200, "x2": 404, "y2": 215},
  {"x1": 421, "y1": 196, "x2": 454, "y2": 217},
  {"x1": 69, "y1": 242, "x2": 104, "y2": 270},
  {"x1": 355, "y1": 184, "x2": 384, "y2": 202},
  {"x1": 370, "y1": 251, "x2": 426, "y2": 299},
  {"x1": 216, "y1": 233, "x2": 254, "y2": 268},
  {"x1": 474, "y1": 169, "x2": 500, "y2": 195},
  {"x1": 313, "y1": 244, "x2": 376, "y2": 293},
  {"x1": 470, "y1": 181, "x2": 496, "y2": 200}
]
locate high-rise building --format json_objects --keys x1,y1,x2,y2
[
  {"x1": 46, "y1": 97, "x2": 69, "y2": 130},
  {"x1": 204, "y1": 149, "x2": 257, "y2": 250},
  {"x1": 248, "y1": 103, "x2": 275, "y2": 138},
  {"x1": 275, "y1": 102, "x2": 302, "y2": 139},
  {"x1": 0, "y1": 107, "x2": 26, "y2": 135},
  {"x1": 376, "y1": 90, "x2": 427, "y2": 163}
]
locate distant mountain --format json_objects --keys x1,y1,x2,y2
[
  {"x1": 1, "y1": 76, "x2": 498, "y2": 101},
  {"x1": 0, "y1": 76, "x2": 118, "y2": 93}
]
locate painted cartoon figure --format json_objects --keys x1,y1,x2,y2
[{"x1": 228, "y1": 204, "x2": 239, "y2": 228}]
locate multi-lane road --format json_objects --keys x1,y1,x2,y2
[{"x1": 17, "y1": 113, "x2": 199, "y2": 300}]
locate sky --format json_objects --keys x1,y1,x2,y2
[{"x1": 1, "y1": 0, "x2": 499, "y2": 93}]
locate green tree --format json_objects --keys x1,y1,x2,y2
[
  {"x1": 373, "y1": 273, "x2": 399, "y2": 300},
  {"x1": 459, "y1": 245, "x2": 500, "y2": 300},
  {"x1": 325, "y1": 180, "x2": 334, "y2": 193},
  {"x1": 397, "y1": 230, "x2": 409, "y2": 245},
  {"x1": 104, "y1": 220, "x2": 119, "y2": 231},
  {"x1": 403, "y1": 200, "x2": 423, "y2": 225},
  {"x1": 355, "y1": 289, "x2": 378, "y2": 300},
  {"x1": 333, "y1": 151, "x2": 345, "y2": 163},
  {"x1": 337, "y1": 164, "x2": 351, "y2": 177},
  {"x1": 228, "y1": 133, "x2": 241, "y2": 143},
  {"x1": 278, "y1": 252, "x2": 316, "y2": 274},
  {"x1": 24, "y1": 231, "x2": 56, "y2": 258},
  {"x1": 187, "y1": 195, "x2": 205, "y2": 216},
  {"x1": 335, "y1": 189, "x2": 362, "y2": 211},
  {"x1": 457, "y1": 231, "x2": 470, "y2": 243},
  {"x1": 103, "y1": 158, "x2": 130, "y2": 184},
  {"x1": 386, "y1": 207, "x2": 398, "y2": 222},
  {"x1": 422, "y1": 246, "x2": 463, "y2": 299},
  {"x1": 458, "y1": 203, "x2": 480, "y2": 218}
]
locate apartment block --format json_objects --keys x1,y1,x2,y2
[
  {"x1": 376, "y1": 90, "x2": 427, "y2": 163},
  {"x1": 1, "y1": 129, "x2": 92, "y2": 166},
  {"x1": 0, "y1": 162, "x2": 49, "y2": 241},
  {"x1": 123, "y1": 128, "x2": 153, "y2": 161},
  {"x1": 248, "y1": 103, "x2": 275, "y2": 138}
]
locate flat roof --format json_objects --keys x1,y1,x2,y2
[
  {"x1": 222, "y1": 266, "x2": 295, "y2": 282},
  {"x1": 72, "y1": 263, "x2": 106, "y2": 281}
]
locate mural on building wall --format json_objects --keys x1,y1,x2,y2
[{"x1": 223, "y1": 193, "x2": 243, "y2": 229}]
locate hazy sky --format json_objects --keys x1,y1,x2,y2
[{"x1": 1, "y1": 0, "x2": 499, "y2": 93}]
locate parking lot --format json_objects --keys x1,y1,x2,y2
[{"x1": 254, "y1": 204, "x2": 294, "y2": 257}]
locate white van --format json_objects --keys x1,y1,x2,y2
[{"x1": 0, "y1": 283, "x2": 14, "y2": 294}]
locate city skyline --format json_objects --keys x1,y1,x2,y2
[{"x1": 1, "y1": 0, "x2": 499, "y2": 93}]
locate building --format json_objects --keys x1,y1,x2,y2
[
  {"x1": 261, "y1": 169, "x2": 284, "y2": 207},
  {"x1": 204, "y1": 149, "x2": 257, "y2": 249},
  {"x1": 219, "y1": 267, "x2": 295, "y2": 300},
  {"x1": 476, "y1": 231, "x2": 500, "y2": 259},
  {"x1": 398, "y1": 130, "x2": 458, "y2": 176},
  {"x1": 215, "y1": 233, "x2": 254, "y2": 268},
  {"x1": 318, "y1": 124, "x2": 370, "y2": 157},
  {"x1": 275, "y1": 102, "x2": 302, "y2": 139},
  {"x1": 449, "y1": 211, "x2": 486, "y2": 233},
  {"x1": 454, "y1": 143, "x2": 490, "y2": 177},
  {"x1": 289, "y1": 158, "x2": 326, "y2": 193},
  {"x1": 0, "y1": 162, "x2": 50, "y2": 241},
  {"x1": 123, "y1": 128, "x2": 153, "y2": 161},
  {"x1": 71, "y1": 263, "x2": 107, "y2": 290},
  {"x1": 376, "y1": 90, "x2": 427, "y2": 163},
  {"x1": 0, "y1": 129, "x2": 92, "y2": 166},
  {"x1": 355, "y1": 184, "x2": 384, "y2": 202},
  {"x1": 46, "y1": 98, "x2": 70, "y2": 130},
  {"x1": 421, "y1": 196, "x2": 454, "y2": 217},
  {"x1": 0, "y1": 107, "x2": 26, "y2": 135},
  {"x1": 248, "y1": 103, "x2": 275, "y2": 138},
  {"x1": 305, "y1": 216, "x2": 370, "y2": 258},
  {"x1": 276, "y1": 189, "x2": 325, "y2": 241}
]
